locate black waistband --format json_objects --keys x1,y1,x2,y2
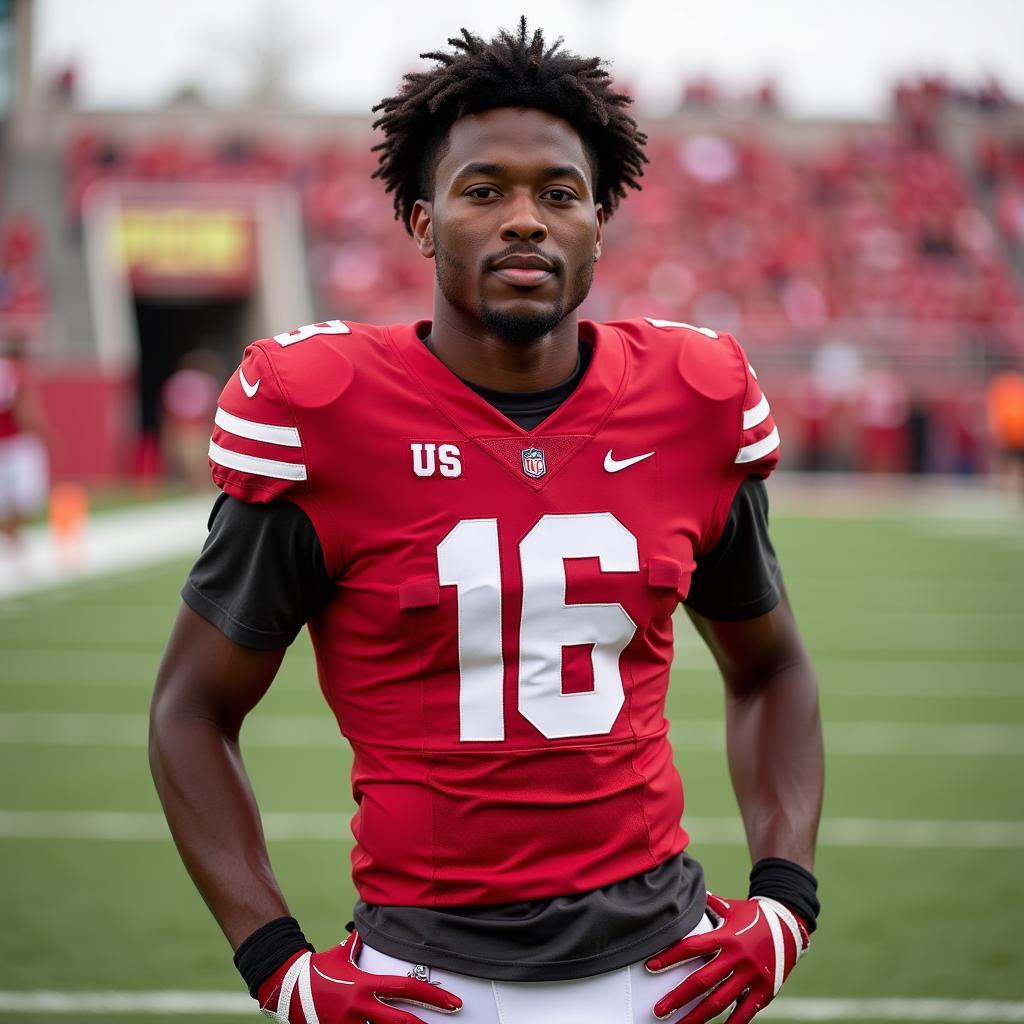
[{"x1": 352, "y1": 852, "x2": 705, "y2": 982}]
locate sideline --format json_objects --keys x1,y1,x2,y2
[
  {"x1": 766, "y1": 473, "x2": 1021, "y2": 523},
  {"x1": 0, "y1": 495, "x2": 212, "y2": 600},
  {"x1": 1, "y1": 476, "x2": 1020, "y2": 603},
  {"x1": 1, "y1": 811, "x2": 1022, "y2": 849},
  {"x1": 0, "y1": 991, "x2": 1022, "y2": 1020}
]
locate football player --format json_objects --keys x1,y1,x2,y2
[
  {"x1": 150, "y1": 19, "x2": 823, "y2": 1024},
  {"x1": 0, "y1": 337, "x2": 51, "y2": 555}
]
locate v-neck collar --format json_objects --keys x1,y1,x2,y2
[{"x1": 385, "y1": 319, "x2": 629, "y2": 439}]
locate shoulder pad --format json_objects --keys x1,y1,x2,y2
[
  {"x1": 253, "y1": 320, "x2": 360, "y2": 410},
  {"x1": 625, "y1": 317, "x2": 744, "y2": 401},
  {"x1": 654, "y1": 323, "x2": 779, "y2": 473}
]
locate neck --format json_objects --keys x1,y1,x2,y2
[{"x1": 427, "y1": 298, "x2": 581, "y2": 393}]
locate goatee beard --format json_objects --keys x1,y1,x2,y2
[{"x1": 478, "y1": 303, "x2": 566, "y2": 345}]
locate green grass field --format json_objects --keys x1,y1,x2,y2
[{"x1": 1, "y1": 495, "x2": 1022, "y2": 1022}]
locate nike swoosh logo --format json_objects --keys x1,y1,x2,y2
[
  {"x1": 604, "y1": 450, "x2": 654, "y2": 473},
  {"x1": 239, "y1": 368, "x2": 260, "y2": 398}
]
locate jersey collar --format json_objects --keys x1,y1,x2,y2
[{"x1": 385, "y1": 320, "x2": 629, "y2": 439}]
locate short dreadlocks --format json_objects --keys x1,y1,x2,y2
[{"x1": 371, "y1": 17, "x2": 648, "y2": 233}]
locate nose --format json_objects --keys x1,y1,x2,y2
[{"x1": 499, "y1": 194, "x2": 548, "y2": 244}]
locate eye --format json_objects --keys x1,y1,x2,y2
[
  {"x1": 542, "y1": 188, "x2": 578, "y2": 203},
  {"x1": 466, "y1": 186, "x2": 500, "y2": 200}
]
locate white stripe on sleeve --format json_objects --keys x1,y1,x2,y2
[
  {"x1": 735, "y1": 426, "x2": 780, "y2": 464},
  {"x1": 215, "y1": 407, "x2": 301, "y2": 448},
  {"x1": 209, "y1": 440, "x2": 307, "y2": 481},
  {"x1": 742, "y1": 394, "x2": 771, "y2": 430},
  {"x1": 759, "y1": 897, "x2": 807, "y2": 961}
]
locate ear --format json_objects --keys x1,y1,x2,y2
[
  {"x1": 410, "y1": 199, "x2": 435, "y2": 259},
  {"x1": 594, "y1": 203, "x2": 605, "y2": 262}
]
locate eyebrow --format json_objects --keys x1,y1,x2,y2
[
  {"x1": 541, "y1": 165, "x2": 589, "y2": 187},
  {"x1": 453, "y1": 162, "x2": 589, "y2": 187}
]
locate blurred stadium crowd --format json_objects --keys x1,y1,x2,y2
[
  {"x1": 59, "y1": 81, "x2": 1024, "y2": 335},
  {"x1": 3, "y1": 71, "x2": 1024, "y2": 515}
]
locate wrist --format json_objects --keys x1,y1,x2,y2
[
  {"x1": 256, "y1": 950, "x2": 308, "y2": 1010},
  {"x1": 233, "y1": 916, "x2": 314, "y2": 999},
  {"x1": 792, "y1": 908, "x2": 810, "y2": 948},
  {"x1": 748, "y1": 857, "x2": 820, "y2": 934}
]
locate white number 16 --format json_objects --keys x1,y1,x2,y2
[{"x1": 437, "y1": 513, "x2": 639, "y2": 742}]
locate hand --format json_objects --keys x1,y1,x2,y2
[
  {"x1": 645, "y1": 893, "x2": 808, "y2": 1024},
  {"x1": 257, "y1": 931, "x2": 462, "y2": 1024}
]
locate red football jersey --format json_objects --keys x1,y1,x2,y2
[
  {"x1": 0, "y1": 357, "x2": 25, "y2": 440},
  {"x1": 210, "y1": 317, "x2": 779, "y2": 907}
]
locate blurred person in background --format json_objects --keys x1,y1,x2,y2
[
  {"x1": 856, "y1": 362, "x2": 910, "y2": 473},
  {"x1": 985, "y1": 367, "x2": 1024, "y2": 497},
  {"x1": 151, "y1": 20, "x2": 823, "y2": 1024},
  {"x1": 0, "y1": 336, "x2": 52, "y2": 556},
  {"x1": 160, "y1": 349, "x2": 225, "y2": 492}
]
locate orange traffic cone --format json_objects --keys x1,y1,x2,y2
[{"x1": 50, "y1": 482, "x2": 88, "y2": 572}]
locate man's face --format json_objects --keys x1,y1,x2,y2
[{"x1": 411, "y1": 107, "x2": 604, "y2": 345}]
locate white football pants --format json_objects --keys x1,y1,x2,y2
[
  {"x1": 0, "y1": 435, "x2": 47, "y2": 519},
  {"x1": 358, "y1": 912, "x2": 712, "y2": 1024}
]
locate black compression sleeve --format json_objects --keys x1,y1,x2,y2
[
  {"x1": 182, "y1": 494, "x2": 334, "y2": 649},
  {"x1": 233, "y1": 916, "x2": 314, "y2": 998},
  {"x1": 748, "y1": 858, "x2": 820, "y2": 933},
  {"x1": 684, "y1": 476, "x2": 781, "y2": 621}
]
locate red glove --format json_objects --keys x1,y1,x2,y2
[
  {"x1": 645, "y1": 892, "x2": 809, "y2": 1024},
  {"x1": 257, "y1": 931, "x2": 462, "y2": 1024}
]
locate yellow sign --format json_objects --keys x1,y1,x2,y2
[{"x1": 115, "y1": 207, "x2": 253, "y2": 281}]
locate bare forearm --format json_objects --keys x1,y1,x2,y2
[
  {"x1": 725, "y1": 659, "x2": 823, "y2": 870},
  {"x1": 149, "y1": 710, "x2": 290, "y2": 948},
  {"x1": 150, "y1": 605, "x2": 292, "y2": 951}
]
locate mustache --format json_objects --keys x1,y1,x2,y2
[{"x1": 484, "y1": 244, "x2": 563, "y2": 274}]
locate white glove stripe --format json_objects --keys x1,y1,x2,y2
[
  {"x1": 756, "y1": 897, "x2": 807, "y2": 962},
  {"x1": 297, "y1": 956, "x2": 320, "y2": 1024},
  {"x1": 277, "y1": 952, "x2": 309, "y2": 1020},
  {"x1": 762, "y1": 902, "x2": 785, "y2": 996}
]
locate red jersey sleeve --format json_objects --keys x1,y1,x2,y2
[
  {"x1": 702, "y1": 336, "x2": 781, "y2": 553},
  {"x1": 209, "y1": 343, "x2": 308, "y2": 503},
  {"x1": 208, "y1": 325, "x2": 356, "y2": 576},
  {"x1": 732, "y1": 348, "x2": 780, "y2": 479}
]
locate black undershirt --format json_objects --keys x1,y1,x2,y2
[
  {"x1": 452, "y1": 335, "x2": 593, "y2": 430},
  {"x1": 181, "y1": 341, "x2": 782, "y2": 979}
]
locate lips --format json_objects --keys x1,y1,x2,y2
[
  {"x1": 490, "y1": 267, "x2": 553, "y2": 286},
  {"x1": 489, "y1": 253, "x2": 556, "y2": 288}
]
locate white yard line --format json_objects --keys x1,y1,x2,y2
[
  {"x1": 2, "y1": 655, "x2": 1020, "y2": 700},
  {"x1": 0, "y1": 992, "x2": 1022, "y2": 1021},
  {"x1": 1, "y1": 712, "x2": 1020, "y2": 756},
  {"x1": 0, "y1": 811, "x2": 346, "y2": 841},
  {"x1": 1, "y1": 811, "x2": 1022, "y2": 849},
  {"x1": 0, "y1": 991, "x2": 252, "y2": 1015},
  {"x1": 766, "y1": 999, "x2": 1024, "y2": 1021}
]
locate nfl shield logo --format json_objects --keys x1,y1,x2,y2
[{"x1": 521, "y1": 447, "x2": 547, "y2": 479}]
